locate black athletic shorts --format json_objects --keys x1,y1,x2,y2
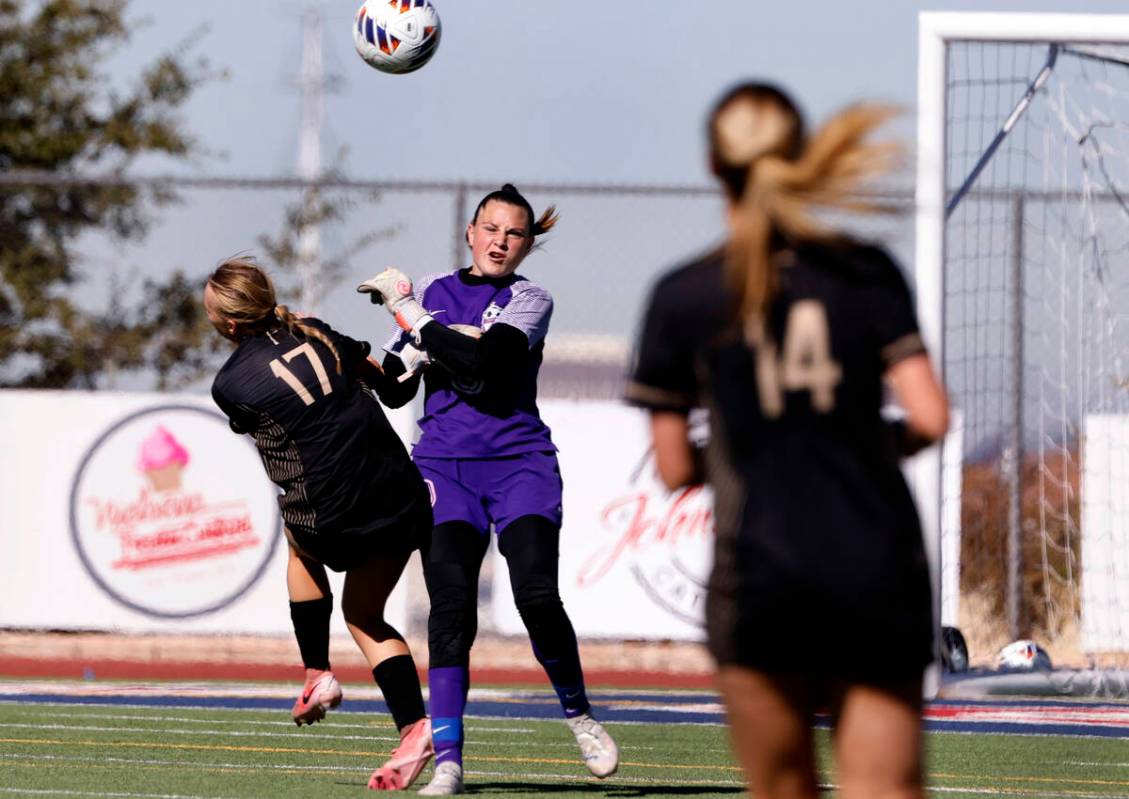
[
  {"x1": 705, "y1": 543, "x2": 934, "y2": 684},
  {"x1": 284, "y1": 481, "x2": 433, "y2": 572}
]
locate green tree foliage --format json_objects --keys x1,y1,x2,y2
[{"x1": 0, "y1": 0, "x2": 214, "y2": 388}]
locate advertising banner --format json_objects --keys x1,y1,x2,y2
[
  {"x1": 0, "y1": 390, "x2": 408, "y2": 635},
  {"x1": 1081, "y1": 414, "x2": 1129, "y2": 653},
  {"x1": 492, "y1": 401, "x2": 713, "y2": 641}
]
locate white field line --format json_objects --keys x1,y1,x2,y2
[
  {"x1": 0, "y1": 752, "x2": 365, "y2": 773},
  {"x1": 0, "y1": 698, "x2": 726, "y2": 726},
  {"x1": 0, "y1": 788, "x2": 237, "y2": 799},
  {"x1": 927, "y1": 727, "x2": 1129, "y2": 741},
  {"x1": 464, "y1": 767, "x2": 745, "y2": 787},
  {"x1": 928, "y1": 789, "x2": 1122, "y2": 798},
  {"x1": 469, "y1": 770, "x2": 1129, "y2": 798},
  {"x1": 0, "y1": 721, "x2": 399, "y2": 744},
  {"x1": 0, "y1": 722, "x2": 713, "y2": 753},
  {"x1": 4, "y1": 752, "x2": 1122, "y2": 798},
  {"x1": 0, "y1": 681, "x2": 714, "y2": 700},
  {"x1": 0, "y1": 719, "x2": 725, "y2": 754},
  {"x1": 2, "y1": 753, "x2": 744, "y2": 788},
  {"x1": 0, "y1": 706, "x2": 538, "y2": 734}
]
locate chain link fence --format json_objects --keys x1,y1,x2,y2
[{"x1": 0, "y1": 173, "x2": 917, "y2": 397}]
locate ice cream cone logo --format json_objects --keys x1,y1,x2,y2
[
  {"x1": 137, "y1": 425, "x2": 190, "y2": 493},
  {"x1": 70, "y1": 404, "x2": 282, "y2": 619}
]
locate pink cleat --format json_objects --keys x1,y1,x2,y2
[
  {"x1": 367, "y1": 717, "x2": 434, "y2": 791},
  {"x1": 291, "y1": 669, "x2": 343, "y2": 726}
]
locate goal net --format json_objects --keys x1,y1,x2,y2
[{"x1": 918, "y1": 14, "x2": 1129, "y2": 684}]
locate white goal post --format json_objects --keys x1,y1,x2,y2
[{"x1": 915, "y1": 12, "x2": 1129, "y2": 684}]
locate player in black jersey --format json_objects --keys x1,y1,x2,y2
[
  {"x1": 628, "y1": 84, "x2": 949, "y2": 799},
  {"x1": 205, "y1": 257, "x2": 435, "y2": 791}
]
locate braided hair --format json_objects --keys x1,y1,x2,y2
[{"x1": 205, "y1": 257, "x2": 344, "y2": 374}]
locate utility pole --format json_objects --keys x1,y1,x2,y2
[{"x1": 296, "y1": 7, "x2": 325, "y2": 313}]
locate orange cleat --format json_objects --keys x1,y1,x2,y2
[
  {"x1": 367, "y1": 717, "x2": 434, "y2": 790},
  {"x1": 291, "y1": 669, "x2": 343, "y2": 726}
]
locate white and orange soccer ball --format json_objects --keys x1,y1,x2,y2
[
  {"x1": 353, "y1": 0, "x2": 441, "y2": 75},
  {"x1": 996, "y1": 639, "x2": 1053, "y2": 671}
]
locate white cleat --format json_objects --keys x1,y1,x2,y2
[
  {"x1": 567, "y1": 712, "x2": 619, "y2": 778},
  {"x1": 417, "y1": 760, "x2": 464, "y2": 795}
]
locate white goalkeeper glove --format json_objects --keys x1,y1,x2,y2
[
  {"x1": 396, "y1": 341, "x2": 432, "y2": 382},
  {"x1": 448, "y1": 323, "x2": 483, "y2": 339},
  {"x1": 357, "y1": 268, "x2": 433, "y2": 339}
]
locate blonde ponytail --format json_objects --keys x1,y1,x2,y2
[{"x1": 710, "y1": 87, "x2": 902, "y2": 323}]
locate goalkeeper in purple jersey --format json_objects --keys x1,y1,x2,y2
[{"x1": 359, "y1": 184, "x2": 618, "y2": 795}]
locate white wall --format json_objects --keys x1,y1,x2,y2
[
  {"x1": 1081, "y1": 415, "x2": 1129, "y2": 653},
  {"x1": 493, "y1": 400, "x2": 712, "y2": 641}
]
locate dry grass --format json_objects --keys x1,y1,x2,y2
[{"x1": 958, "y1": 449, "x2": 1089, "y2": 667}]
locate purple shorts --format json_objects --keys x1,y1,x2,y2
[{"x1": 415, "y1": 451, "x2": 563, "y2": 534}]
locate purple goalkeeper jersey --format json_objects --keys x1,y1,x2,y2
[{"x1": 384, "y1": 268, "x2": 556, "y2": 459}]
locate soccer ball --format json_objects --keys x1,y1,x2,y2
[
  {"x1": 996, "y1": 639, "x2": 1053, "y2": 671},
  {"x1": 353, "y1": 0, "x2": 441, "y2": 75}
]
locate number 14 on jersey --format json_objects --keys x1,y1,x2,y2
[{"x1": 751, "y1": 300, "x2": 842, "y2": 418}]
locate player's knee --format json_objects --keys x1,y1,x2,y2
[
  {"x1": 428, "y1": 607, "x2": 477, "y2": 667},
  {"x1": 423, "y1": 561, "x2": 473, "y2": 597},
  {"x1": 340, "y1": 598, "x2": 383, "y2": 630},
  {"x1": 511, "y1": 575, "x2": 561, "y2": 614},
  {"x1": 513, "y1": 592, "x2": 566, "y2": 634},
  {"x1": 426, "y1": 584, "x2": 478, "y2": 667}
]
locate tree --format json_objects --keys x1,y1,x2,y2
[{"x1": 0, "y1": 0, "x2": 213, "y2": 388}]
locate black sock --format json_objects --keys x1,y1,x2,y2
[
  {"x1": 522, "y1": 601, "x2": 591, "y2": 718},
  {"x1": 289, "y1": 595, "x2": 333, "y2": 671},
  {"x1": 373, "y1": 655, "x2": 426, "y2": 732}
]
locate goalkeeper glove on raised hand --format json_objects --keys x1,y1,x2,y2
[{"x1": 357, "y1": 268, "x2": 433, "y2": 339}]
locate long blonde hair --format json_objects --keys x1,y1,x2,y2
[
  {"x1": 206, "y1": 257, "x2": 343, "y2": 374},
  {"x1": 708, "y1": 83, "x2": 901, "y2": 323}
]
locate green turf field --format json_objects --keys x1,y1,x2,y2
[{"x1": 1, "y1": 702, "x2": 1127, "y2": 797}]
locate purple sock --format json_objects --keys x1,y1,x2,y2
[{"x1": 428, "y1": 665, "x2": 467, "y2": 767}]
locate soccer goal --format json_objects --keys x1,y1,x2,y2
[{"x1": 915, "y1": 12, "x2": 1129, "y2": 689}]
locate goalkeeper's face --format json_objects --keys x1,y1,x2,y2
[{"x1": 466, "y1": 200, "x2": 534, "y2": 278}]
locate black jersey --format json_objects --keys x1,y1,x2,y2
[
  {"x1": 627, "y1": 243, "x2": 933, "y2": 678},
  {"x1": 211, "y1": 319, "x2": 426, "y2": 557}
]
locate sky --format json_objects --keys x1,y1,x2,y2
[
  {"x1": 85, "y1": 0, "x2": 1129, "y2": 370},
  {"x1": 112, "y1": 0, "x2": 1129, "y2": 183}
]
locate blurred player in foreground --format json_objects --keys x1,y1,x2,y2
[
  {"x1": 205, "y1": 257, "x2": 435, "y2": 791},
  {"x1": 627, "y1": 84, "x2": 949, "y2": 799},
  {"x1": 358, "y1": 184, "x2": 618, "y2": 795}
]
